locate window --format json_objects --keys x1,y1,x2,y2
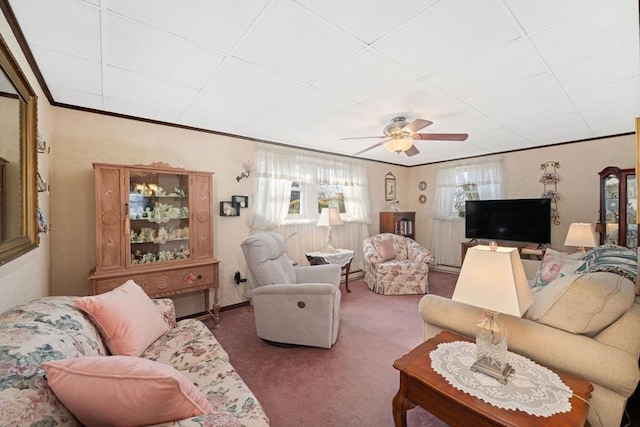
[
  {"x1": 287, "y1": 183, "x2": 346, "y2": 218},
  {"x1": 250, "y1": 146, "x2": 371, "y2": 230},
  {"x1": 317, "y1": 184, "x2": 345, "y2": 214},
  {"x1": 289, "y1": 182, "x2": 301, "y2": 215},
  {"x1": 452, "y1": 183, "x2": 479, "y2": 217},
  {"x1": 431, "y1": 158, "x2": 503, "y2": 267}
]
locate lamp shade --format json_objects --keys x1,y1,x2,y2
[
  {"x1": 564, "y1": 222, "x2": 597, "y2": 249},
  {"x1": 452, "y1": 246, "x2": 533, "y2": 317},
  {"x1": 317, "y1": 207, "x2": 343, "y2": 227},
  {"x1": 384, "y1": 137, "x2": 413, "y2": 153}
]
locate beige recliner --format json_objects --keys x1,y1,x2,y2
[{"x1": 241, "y1": 232, "x2": 342, "y2": 348}]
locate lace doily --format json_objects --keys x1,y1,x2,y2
[
  {"x1": 307, "y1": 249, "x2": 354, "y2": 267},
  {"x1": 430, "y1": 341, "x2": 572, "y2": 417}
]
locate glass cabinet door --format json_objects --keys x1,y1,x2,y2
[
  {"x1": 602, "y1": 174, "x2": 620, "y2": 246},
  {"x1": 626, "y1": 173, "x2": 637, "y2": 248},
  {"x1": 127, "y1": 170, "x2": 191, "y2": 265},
  {"x1": 599, "y1": 167, "x2": 636, "y2": 248}
]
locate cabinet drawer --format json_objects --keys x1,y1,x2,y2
[{"x1": 92, "y1": 264, "x2": 215, "y2": 298}]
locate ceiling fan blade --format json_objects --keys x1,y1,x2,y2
[
  {"x1": 404, "y1": 145, "x2": 420, "y2": 157},
  {"x1": 403, "y1": 119, "x2": 433, "y2": 134},
  {"x1": 353, "y1": 140, "x2": 389, "y2": 156},
  {"x1": 415, "y1": 133, "x2": 468, "y2": 141},
  {"x1": 341, "y1": 135, "x2": 386, "y2": 140}
]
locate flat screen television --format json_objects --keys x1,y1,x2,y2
[{"x1": 465, "y1": 198, "x2": 551, "y2": 244}]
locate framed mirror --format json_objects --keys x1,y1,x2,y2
[{"x1": 0, "y1": 34, "x2": 38, "y2": 265}]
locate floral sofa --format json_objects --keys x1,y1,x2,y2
[
  {"x1": 363, "y1": 233, "x2": 434, "y2": 295},
  {"x1": 0, "y1": 293, "x2": 270, "y2": 426}
]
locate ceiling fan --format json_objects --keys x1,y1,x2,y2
[{"x1": 344, "y1": 116, "x2": 468, "y2": 157}]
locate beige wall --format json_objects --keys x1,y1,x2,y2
[
  {"x1": 408, "y1": 135, "x2": 636, "y2": 253},
  {"x1": 0, "y1": 12, "x2": 53, "y2": 313},
  {"x1": 51, "y1": 108, "x2": 254, "y2": 316},
  {"x1": 50, "y1": 107, "x2": 412, "y2": 316},
  {"x1": 50, "y1": 105, "x2": 635, "y2": 317}
]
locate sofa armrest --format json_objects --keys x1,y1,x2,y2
[
  {"x1": 152, "y1": 298, "x2": 177, "y2": 329},
  {"x1": 363, "y1": 239, "x2": 383, "y2": 265},
  {"x1": 418, "y1": 294, "x2": 640, "y2": 398},
  {"x1": 407, "y1": 241, "x2": 434, "y2": 264},
  {"x1": 294, "y1": 264, "x2": 341, "y2": 286}
]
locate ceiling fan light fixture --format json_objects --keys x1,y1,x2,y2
[{"x1": 384, "y1": 137, "x2": 413, "y2": 153}]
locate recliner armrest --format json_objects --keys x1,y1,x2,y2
[{"x1": 294, "y1": 264, "x2": 341, "y2": 286}]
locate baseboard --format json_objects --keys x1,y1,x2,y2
[
  {"x1": 177, "y1": 301, "x2": 251, "y2": 321},
  {"x1": 431, "y1": 264, "x2": 461, "y2": 274},
  {"x1": 346, "y1": 270, "x2": 364, "y2": 281}
]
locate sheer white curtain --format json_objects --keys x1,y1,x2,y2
[
  {"x1": 431, "y1": 158, "x2": 503, "y2": 267},
  {"x1": 249, "y1": 146, "x2": 371, "y2": 271}
]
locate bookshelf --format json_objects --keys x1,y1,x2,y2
[{"x1": 380, "y1": 211, "x2": 415, "y2": 239}]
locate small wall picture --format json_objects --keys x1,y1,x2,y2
[
  {"x1": 232, "y1": 195, "x2": 249, "y2": 208},
  {"x1": 220, "y1": 201, "x2": 240, "y2": 217},
  {"x1": 385, "y1": 172, "x2": 396, "y2": 201}
]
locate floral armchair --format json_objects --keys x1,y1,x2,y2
[{"x1": 363, "y1": 233, "x2": 434, "y2": 295}]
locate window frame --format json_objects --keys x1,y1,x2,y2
[{"x1": 287, "y1": 182, "x2": 347, "y2": 220}]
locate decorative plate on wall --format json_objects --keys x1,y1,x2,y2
[
  {"x1": 418, "y1": 194, "x2": 427, "y2": 204},
  {"x1": 418, "y1": 181, "x2": 427, "y2": 191}
]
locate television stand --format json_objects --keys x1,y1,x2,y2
[{"x1": 461, "y1": 241, "x2": 546, "y2": 264}]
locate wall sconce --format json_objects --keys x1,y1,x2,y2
[{"x1": 236, "y1": 161, "x2": 254, "y2": 182}]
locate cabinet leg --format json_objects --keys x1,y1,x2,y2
[{"x1": 205, "y1": 289, "x2": 220, "y2": 328}]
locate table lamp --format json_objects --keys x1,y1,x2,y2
[
  {"x1": 452, "y1": 245, "x2": 533, "y2": 384},
  {"x1": 564, "y1": 222, "x2": 597, "y2": 254},
  {"x1": 317, "y1": 207, "x2": 343, "y2": 253}
]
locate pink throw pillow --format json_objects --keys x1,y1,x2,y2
[
  {"x1": 533, "y1": 248, "x2": 585, "y2": 288},
  {"x1": 373, "y1": 238, "x2": 395, "y2": 261},
  {"x1": 76, "y1": 280, "x2": 169, "y2": 356},
  {"x1": 43, "y1": 356, "x2": 214, "y2": 427}
]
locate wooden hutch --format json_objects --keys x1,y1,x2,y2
[{"x1": 89, "y1": 162, "x2": 220, "y2": 326}]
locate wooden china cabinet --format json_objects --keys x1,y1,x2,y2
[
  {"x1": 89, "y1": 162, "x2": 220, "y2": 326},
  {"x1": 598, "y1": 166, "x2": 637, "y2": 248}
]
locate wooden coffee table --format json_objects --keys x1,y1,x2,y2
[{"x1": 392, "y1": 331, "x2": 593, "y2": 427}]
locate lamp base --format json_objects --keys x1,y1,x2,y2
[
  {"x1": 322, "y1": 226, "x2": 338, "y2": 253},
  {"x1": 470, "y1": 356, "x2": 514, "y2": 384}
]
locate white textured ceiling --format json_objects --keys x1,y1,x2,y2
[{"x1": 6, "y1": 0, "x2": 640, "y2": 166}]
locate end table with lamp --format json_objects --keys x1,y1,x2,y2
[
  {"x1": 392, "y1": 244, "x2": 591, "y2": 426},
  {"x1": 305, "y1": 248, "x2": 355, "y2": 293},
  {"x1": 392, "y1": 330, "x2": 593, "y2": 427}
]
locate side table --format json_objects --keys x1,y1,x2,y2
[
  {"x1": 305, "y1": 248, "x2": 354, "y2": 293},
  {"x1": 392, "y1": 330, "x2": 593, "y2": 427}
]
